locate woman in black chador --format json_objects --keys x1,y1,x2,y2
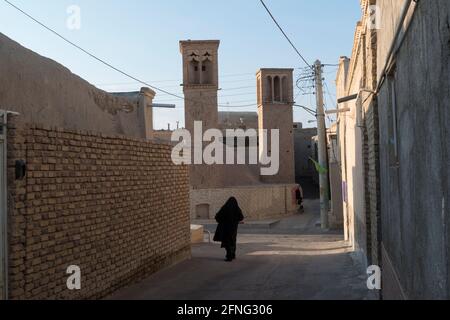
[{"x1": 214, "y1": 197, "x2": 245, "y2": 262}]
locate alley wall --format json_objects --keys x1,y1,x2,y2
[
  {"x1": 191, "y1": 184, "x2": 298, "y2": 220},
  {"x1": 377, "y1": 0, "x2": 450, "y2": 299},
  {"x1": 6, "y1": 115, "x2": 191, "y2": 299}
]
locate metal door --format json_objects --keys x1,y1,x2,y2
[{"x1": 0, "y1": 110, "x2": 7, "y2": 300}]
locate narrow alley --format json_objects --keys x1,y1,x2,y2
[
  {"x1": 110, "y1": 198, "x2": 374, "y2": 300},
  {"x1": 2, "y1": 0, "x2": 449, "y2": 304}
]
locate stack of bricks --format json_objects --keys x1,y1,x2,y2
[{"x1": 6, "y1": 115, "x2": 191, "y2": 299}]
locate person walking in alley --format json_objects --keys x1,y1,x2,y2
[{"x1": 214, "y1": 197, "x2": 245, "y2": 262}]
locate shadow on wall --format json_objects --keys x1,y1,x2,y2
[{"x1": 297, "y1": 176, "x2": 320, "y2": 199}]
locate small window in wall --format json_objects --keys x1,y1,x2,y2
[
  {"x1": 274, "y1": 76, "x2": 281, "y2": 102},
  {"x1": 388, "y1": 71, "x2": 399, "y2": 166},
  {"x1": 196, "y1": 204, "x2": 210, "y2": 219}
]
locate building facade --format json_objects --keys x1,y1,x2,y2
[
  {"x1": 335, "y1": 0, "x2": 450, "y2": 299},
  {"x1": 334, "y1": 0, "x2": 381, "y2": 272},
  {"x1": 377, "y1": 0, "x2": 450, "y2": 299},
  {"x1": 180, "y1": 40, "x2": 298, "y2": 220},
  {"x1": 327, "y1": 123, "x2": 343, "y2": 229}
]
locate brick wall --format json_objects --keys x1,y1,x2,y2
[
  {"x1": 364, "y1": 100, "x2": 381, "y2": 266},
  {"x1": 6, "y1": 115, "x2": 191, "y2": 299},
  {"x1": 190, "y1": 184, "x2": 298, "y2": 220},
  {"x1": 363, "y1": 26, "x2": 381, "y2": 267}
]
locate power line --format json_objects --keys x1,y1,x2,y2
[
  {"x1": 2, "y1": 0, "x2": 188, "y2": 100},
  {"x1": 3, "y1": 0, "x2": 256, "y2": 109},
  {"x1": 259, "y1": 0, "x2": 313, "y2": 70},
  {"x1": 323, "y1": 81, "x2": 337, "y2": 123},
  {"x1": 294, "y1": 104, "x2": 316, "y2": 117}
]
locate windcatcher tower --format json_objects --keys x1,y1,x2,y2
[
  {"x1": 180, "y1": 40, "x2": 221, "y2": 188},
  {"x1": 257, "y1": 69, "x2": 295, "y2": 183}
]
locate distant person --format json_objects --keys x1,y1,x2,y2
[
  {"x1": 214, "y1": 197, "x2": 245, "y2": 262},
  {"x1": 295, "y1": 185, "x2": 304, "y2": 213}
]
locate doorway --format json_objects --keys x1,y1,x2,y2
[{"x1": 195, "y1": 204, "x2": 210, "y2": 220}]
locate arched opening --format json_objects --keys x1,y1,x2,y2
[
  {"x1": 274, "y1": 76, "x2": 281, "y2": 102},
  {"x1": 257, "y1": 77, "x2": 262, "y2": 105},
  {"x1": 188, "y1": 59, "x2": 200, "y2": 85},
  {"x1": 282, "y1": 76, "x2": 289, "y2": 103},
  {"x1": 265, "y1": 76, "x2": 273, "y2": 103},
  {"x1": 201, "y1": 58, "x2": 213, "y2": 84}
]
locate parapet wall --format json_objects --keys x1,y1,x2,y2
[{"x1": 190, "y1": 184, "x2": 299, "y2": 220}]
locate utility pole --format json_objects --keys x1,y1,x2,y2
[{"x1": 314, "y1": 60, "x2": 330, "y2": 229}]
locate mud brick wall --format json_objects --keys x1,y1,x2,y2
[{"x1": 6, "y1": 116, "x2": 190, "y2": 299}]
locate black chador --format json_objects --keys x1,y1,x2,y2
[{"x1": 214, "y1": 197, "x2": 244, "y2": 262}]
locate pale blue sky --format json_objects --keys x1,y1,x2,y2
[{"x1": 0, "y1": 0, "x2": 361, "y2": 129}]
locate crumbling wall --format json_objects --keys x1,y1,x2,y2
[{"x1": 0, "y1": 33, "x2": 145, "y2": 138}]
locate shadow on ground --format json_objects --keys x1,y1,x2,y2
[{"x1": 109, "y1": 198, "x2": 376, "y2": 300}]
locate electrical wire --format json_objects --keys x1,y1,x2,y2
[
  {"x1": 2, "y1": 0, "x2": 187, "y2": 100},
  {"x1": 259, "y1": 0, "x2": 313, "y2": 70},
  {"x1": 323, "y1": 80, "x2": 338, "y2": 123},
  {"x1": 294, "y1": 104, "x2": 316, "y2": 117},
  {"x1": 3, "y1": 0, "x2": 256, "y2": 109}
]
